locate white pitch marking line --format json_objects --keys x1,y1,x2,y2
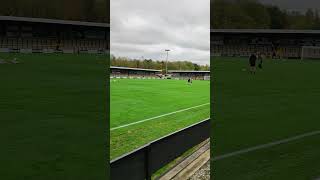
[
  {"x1": 111, "y1": 103, "x2": 210, "y2": 131},
  {"x1": 212, "y1": 130, "x2": 320, "y2": 161}
]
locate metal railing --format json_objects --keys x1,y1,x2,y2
[{"x1": 110, "y1": 118, "x2": 210, "y2": 180}]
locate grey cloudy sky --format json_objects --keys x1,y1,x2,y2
[{"x1": 111, "y1": 0, "x2": 210, "y2": 65}]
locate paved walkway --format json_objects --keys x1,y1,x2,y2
[
  {"x1": 159, "y1": 139, "x2": 210, "y2": 180},
  {"x1": 189, "y1": 161, "x2": 210, "y2": 180}
]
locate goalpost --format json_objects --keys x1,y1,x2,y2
[{"x1": 301, "y1": 46, "x2": 320, "y2": 60}]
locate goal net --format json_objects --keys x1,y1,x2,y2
[
  {"x1": 204, "y1": 76, "x2": 210, "y2": 80},
  {"x1": 301, "y1": 46, "x2": 320, "y2": 60}
]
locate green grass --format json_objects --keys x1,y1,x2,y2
[
  {"x1": 0, "y1": 53, "x2": 108, "y2": 180},
  {"x1": 110, "y1": 79, "x2": 210, "y2": 159},
  {"x1": 212, "y1": 57, "x2": 320, "y2": 179}
]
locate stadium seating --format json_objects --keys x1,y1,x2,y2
[
  {"x1": 110, "y1": 67, "x2": 161, "y2": 79},
  {"x1": 0, "y1": 18, "x2": 108, "y2": 54},
  {"x1": 211, "y1": 34, "x2": 320, "y2": 59},
  {"x1": 0, "y1": 36, "x2": 108, "y2": 54}
]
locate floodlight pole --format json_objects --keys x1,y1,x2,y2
[{"x1": 165, "y1": 49, "x2": 170, "y2": 75}]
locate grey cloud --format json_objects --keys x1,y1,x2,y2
[{"x1": 111, "y1": 0, "x2": 210, "y2": 65}]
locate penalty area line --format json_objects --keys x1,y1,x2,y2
[
  {"x1": 213, "y1": 130, "x2": 320, "y2": 161},
  {"x1": 111, "y1": 102, "x2": 210, "y2": 131}
]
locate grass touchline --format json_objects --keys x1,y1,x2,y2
[
  {"x1": 213, "y1": 57, "x2": 320, "y2": 179},
  {"x1": 111, "y1": 79, "x2": 209, "y2": 158},
  {"x1": 213, "y1": 130, "x2": 320, "y2": 161},
  {"x1": 111, "y1": 102, "x2": 210, "y2": 131}
]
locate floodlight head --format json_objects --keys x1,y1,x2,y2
[{"x1": 165, "y1": 49, "x2": 170, "y2": 52}]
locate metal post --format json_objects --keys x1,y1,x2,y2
[
  {"x1": 165, "y1": 49, "x2": 170, "y2": 75},
  {"x1": 145, "y1": 145, "x2": 151, "y2": 180},
  {"x1": 166, "y1": 51, "x2": 168, "y2": 75}
]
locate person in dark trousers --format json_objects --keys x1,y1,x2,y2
[
  {"x1": 249, "y1": 52, "x2": 257, "y2": 74},
  {"x1": 258, "y1": 52, "x2": 263, "y2": 69},
  {"x1": 272, "y1": 51, "x2": 276, "y2": 59}
]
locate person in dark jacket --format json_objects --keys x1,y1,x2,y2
[
  {"x1": 258, "y1": 52, "x2": 263, "y2": 69},
  {"x1": 249, "y1": 52, "x2": 257, "y2": 74}
]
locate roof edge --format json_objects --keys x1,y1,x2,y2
[
  {"x1": 110, "y1": 66, "x2": 162, "y2": 72},
  {"x1": 211, "y1": 29, "x2": 320, "y2": 34},
  {"x1": 0, "y1": 16, "x2": 109, "y2": 28},
  {"x1": 169, "y1": 70, "x2": 210, "y2": 73}
]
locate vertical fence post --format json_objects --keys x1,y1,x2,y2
[{"x1": 145, "y1": 145, "x2": 152, "y2": 180}]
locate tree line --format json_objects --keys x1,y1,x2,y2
[
  {"x1": 0, "y1": 0, "x2": 109, "y2": 23},
  {"x1": 111, "y1": 55, "x2": 210, "y2": 72},
  {"x1": 212, "y1": 0, "x2": 320, "y2": 29}
]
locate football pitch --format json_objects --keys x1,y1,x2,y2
[
  {"x1": 0, "y1": 53, "x2": 108, "y2": 179},
  {"x1": 212, "y1": 57, "x2": 320, "y2": 179},
  {"x1": 110, "y1": 79, "x2": 210, "y2": 159}
]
